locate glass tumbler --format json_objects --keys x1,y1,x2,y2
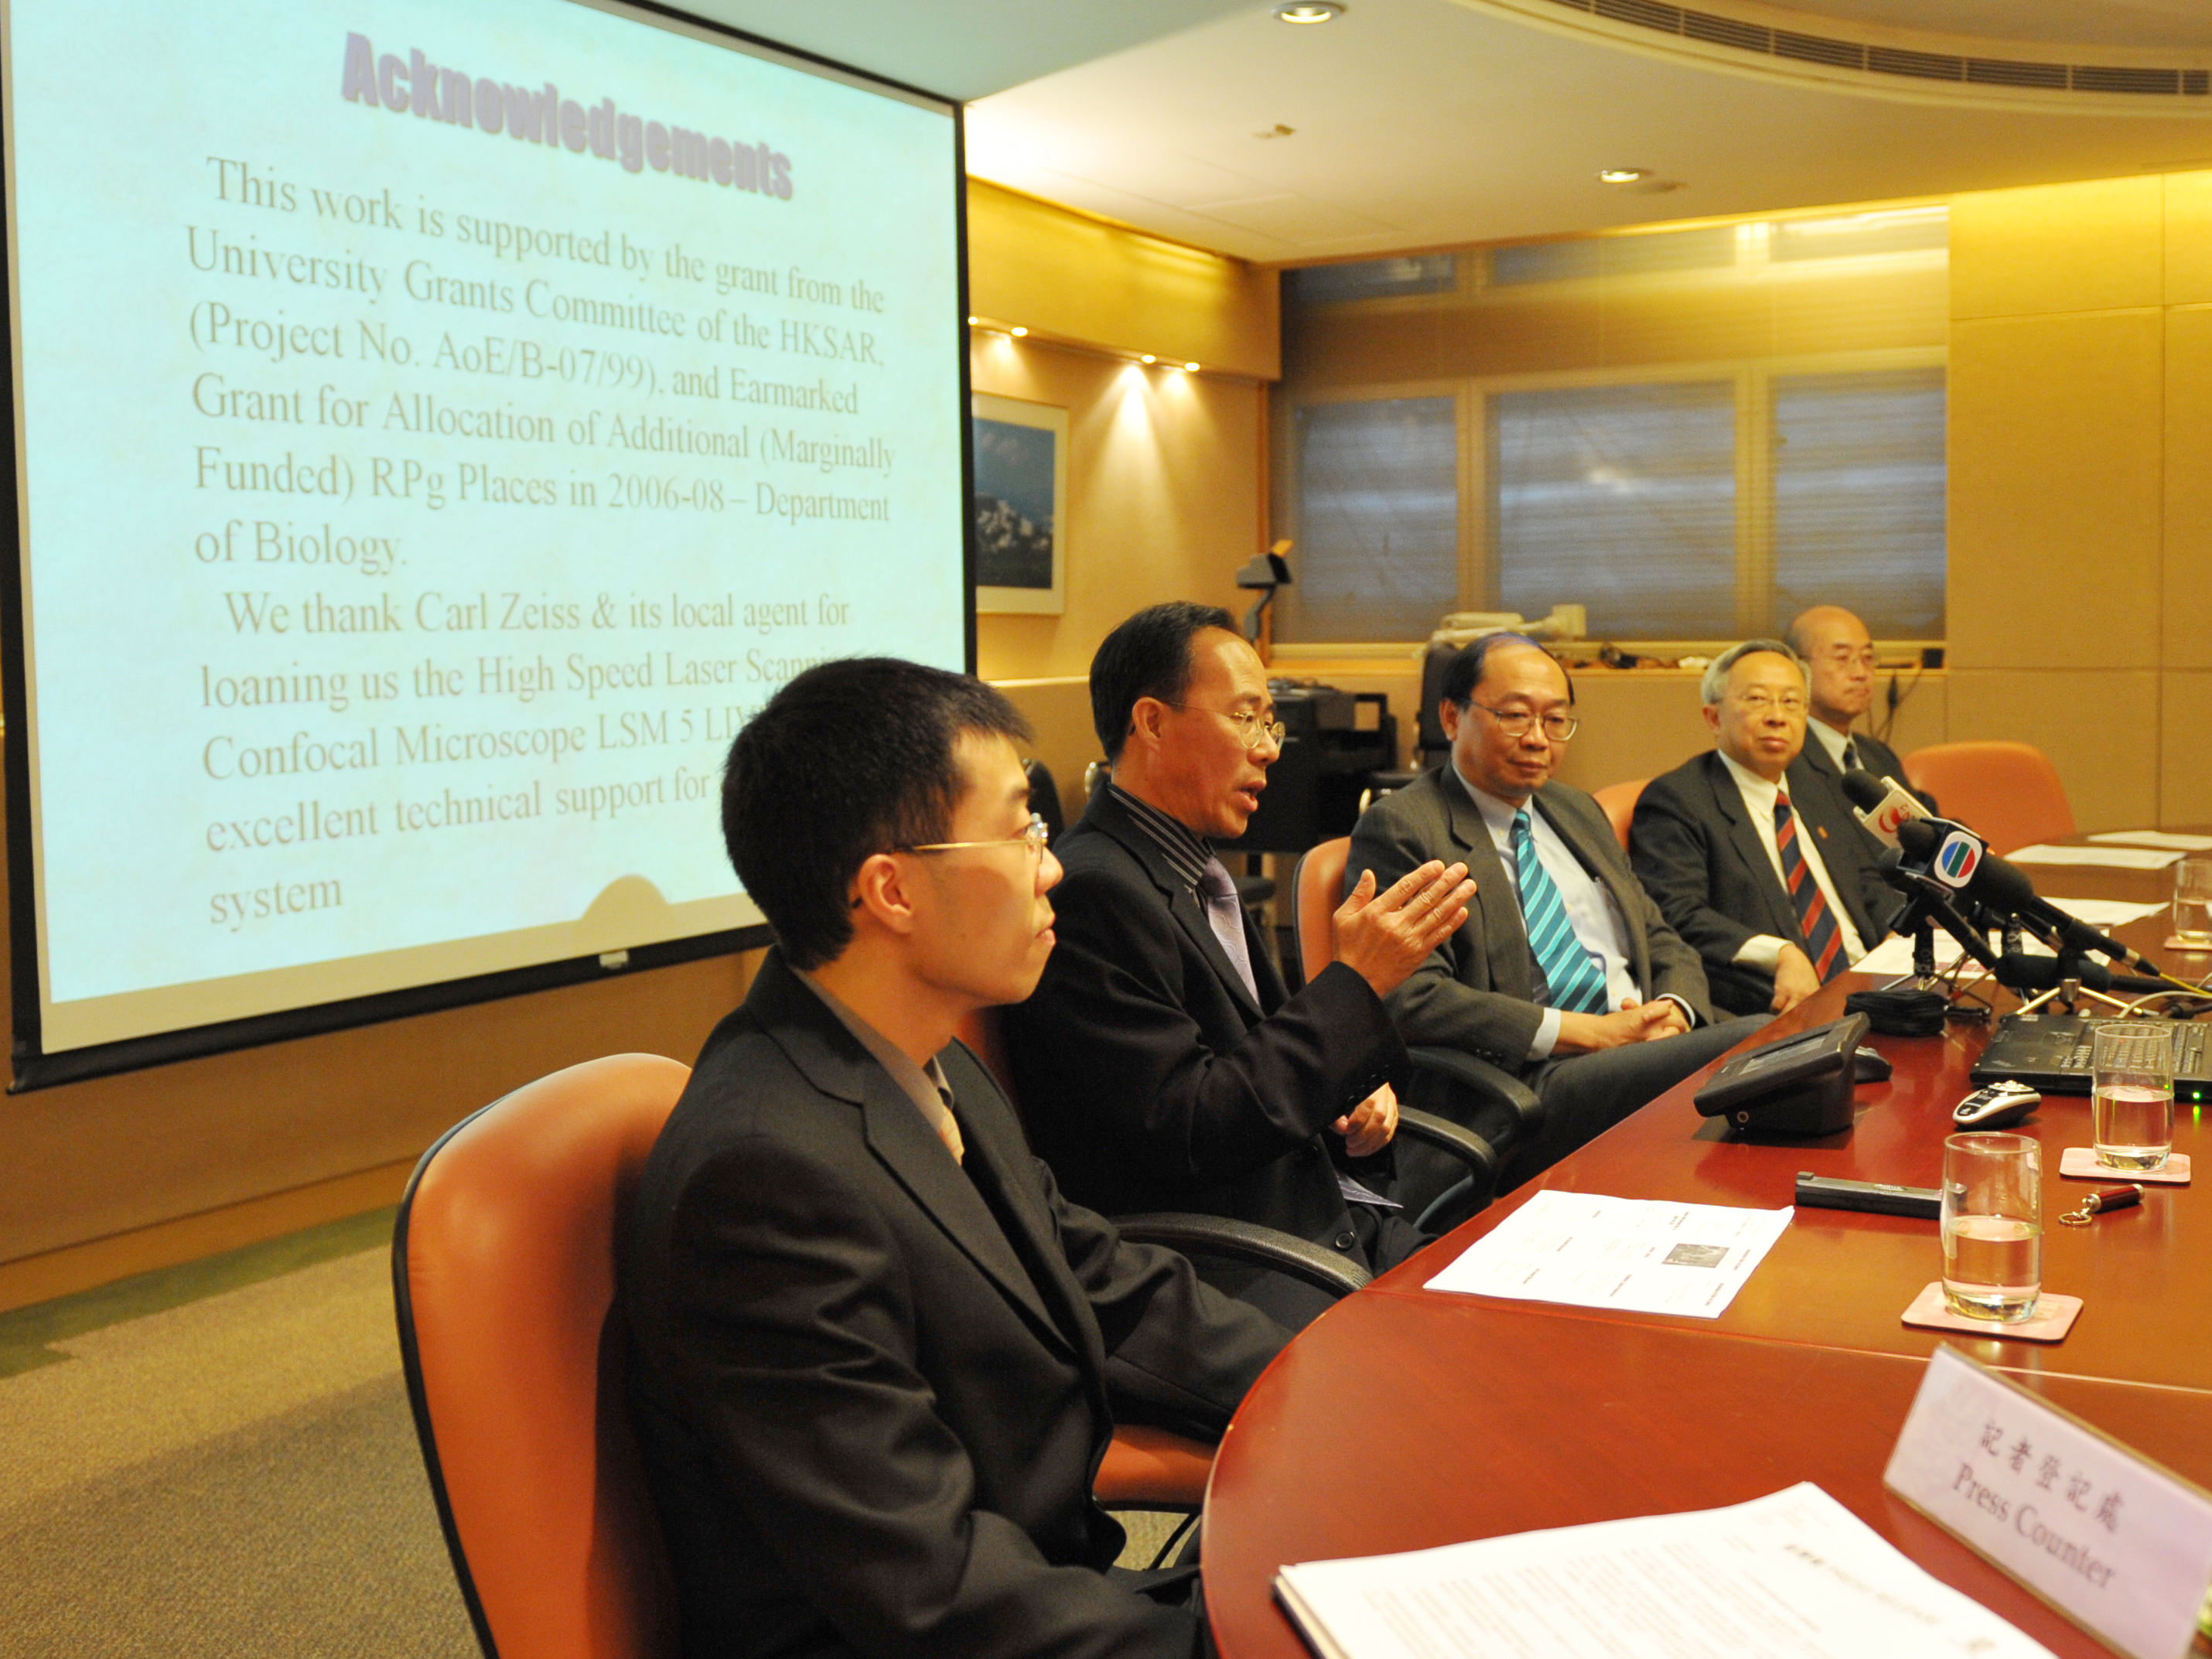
[
  {"x1": 2091, "y1": 1020, "x2": 2175, "y2": 1173},
  {"x1": 2173, "y1": 855, "x2": 2212, "y2": 951},
  {"x1": 1941, "y1": 1132, "x2": 2042, "y2": 1323}
]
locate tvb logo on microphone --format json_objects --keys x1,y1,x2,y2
[{"x1": 1933, "y1": 831, "x2": 1982, "y2": 889}]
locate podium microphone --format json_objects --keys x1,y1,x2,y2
[{"x1": 1839, "y1": 768, "x2": 1929, "y2": 850}]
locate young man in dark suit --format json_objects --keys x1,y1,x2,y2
[
  {"x1": 1784, "y1": 604, "x2": 1932, "y2": 811},
  {"x1": 622, "y1": 657, "x2": 1291, "y2": 1659},
  {"x1": 1631, "y1": 640, "x2": 1902, "y2": 1018},
  {"x1": 1347, "y1": 634, "x2": 1767, "y2": 1190},
  {"x1": 1002, "y1": 603, "x2": 1474, "y2": 1327}
]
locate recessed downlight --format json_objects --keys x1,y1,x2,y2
[
  {"x1": 1598, "y1": 167, "x2": 1650, "y2": 185},
  {"x1": 1183, "y1": 361, "x2": 1200, "y2": 372},
  {"x1": 1275, "y1": 2, "x2": 1343, "y2": 22},
  {"x1": 966, "y1": 314, "x2": 978, "y2": 325},
  {"x1": 1009, "y1": 326, "x2": 1028, "y2": 337},
  {"x1": 1141, "y1": 354, "x2": 1156, "y2": 364}
]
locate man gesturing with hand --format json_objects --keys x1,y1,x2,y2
[
  {"x1": 1350, "y1": 634, "x2": 1766, "y2": 1191},
  {"x1": 1005, "y1": 604, "x2": 1475, "y2": 1328}
]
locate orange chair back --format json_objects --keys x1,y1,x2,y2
[
  {"x1": 1902, "y1": 742, "x2": 2075, "y2": 855},
  {"x1": 394, "y1": 1053, "x2": 691, "y2": 1659},
  {"x1": 1591, "y1": 778, "x2": 1649, "y2": 854},
  {"x1": 1292, "y1": 837, "x2": 1352, "y2": 985}
]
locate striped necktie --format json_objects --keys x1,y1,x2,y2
[
  {"x1": 1510, "y1": 810, "x2": 1610, "y2": 1015},
  {"x1": 1773, "y1": 791, "x2": 1845, "y2": 981}
]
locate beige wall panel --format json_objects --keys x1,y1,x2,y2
[
  {"x1": 2164, "y1": 172, "x2": 2212, "y2": 308},
  {"x1": 1951, "y1": 177, "x2": 2164, "y2": 322},
  {"x1": 1767, "y1": 264, "x2": 1950, "y2": 358},
  {"x1": 1947, "y1": 310, "x2": 2163, "y2": 670},
  {"x1": 965, "y1": 181, "x2": 1278, "y2": 380},
  {"x1": 973, "y1": 340, "x2": 1261, "y2": 683},
  {"x1": 2164, "y1": 306, "x2": 2212, "y2": 669},
  {"x1": 1548, "y1": 672, "x2": 1715, "y2": 794},
  {"x1": 1880, "y1": 670, "x2": 1949, "y2": 760},
  {"x1": 0, "y1": 949, "x2": 755, "y2": 1267},
  {"x1": 2159, "y1": 672, "x2": 2212, "y2": 827},
  {"x1": 2162, "y1": 671, "x2": 2212, "y2": 827},
  {"x1": 993, "y1": 677, "x2": 1101, "y2": 828},
  {"x1": 1944, "y1": 669, "x2": 2159, "y2": 832}
]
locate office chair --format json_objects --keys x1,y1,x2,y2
[
  {"x1": 395, "y1": 1052, "x2": 1241, "y2": 1659},
  {"x1": 1590, "y1": 777, "x2": 1650, "y2": 854},
  {"x1": 1022, "y1": 756, "x2": 1067, "y2": 843},
  {"x1": 1292, "y1": 837, "x2": 1541, "y2": 1227},
  {"x1": 1901, "y1": 741, "x2": 2074, "y2": 855},
  {"x1": 392, "y1": 1053, "x2": 686, "y2": 1659}
]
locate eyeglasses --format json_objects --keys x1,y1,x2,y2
[
  {"x1": 1171, "y1": 705, "x2": 1287, "y2": 750},
  {"x1": 1730, "y1": 691, "x2": 1809, "y2": 715},
  {"x1": 899, "y1": 814, "x2": 1051, "y2": 861},
  {"x1": 1466, "y1": 701, "x2": 1579, "y2": 741}
]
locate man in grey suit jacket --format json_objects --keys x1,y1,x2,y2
[
  {"x1": 1632, "y1": 640, "x2": 1902, "y2": 1018},
  {"x1": 1349, "y1": 635, "x2": 1767, "y2": 1189},
  {"x1": 623, "y1": 657, "x2": 1289, "y2": 1659},
  {"x1": 1784, "y1": 605, "x2": 1933, "y2": 811}
]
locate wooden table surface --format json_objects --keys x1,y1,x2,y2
[{"x1": 1205, "y1": 834, "x2": 2212, "y2": 1656}]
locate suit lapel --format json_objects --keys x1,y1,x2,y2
[
  {"x1": 1438, "y1": 771, "x2": 1537, "y2": 1002},
  {"x1": 1703, "y1": 754, "x2": 1800, "y2": 940},
  {"x1": 1085, "y1": 789, "x2": 1266, "y2": 1022},
  {"x1": 751, "y1": 958, "x2": 1069, "y2": 1351}
]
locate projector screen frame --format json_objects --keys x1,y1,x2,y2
[{"x1": 0, "y1": 0, "x2": 979, "y2": 1091}]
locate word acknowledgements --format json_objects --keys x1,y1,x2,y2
[{"x1": 340, "y1": 34, "x2": 794, "y2": 200}]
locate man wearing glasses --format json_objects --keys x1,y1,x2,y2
[
  {"x1": 1005, "y1": 602, "x2": 1475, "y2": 1329},
  {"x1": 1349, "y1": 633, "x2": 1762, "y2": 1190},
  {"x1": 1784, "y1": 604, "x2": 1933, "y2": 810},
  {"x1": 1631, "y1": 640, "x2": 1901, "y2": 1017},
  {"x1": 624, "y1": 656, "x2": 1290, "y2": 1658}
]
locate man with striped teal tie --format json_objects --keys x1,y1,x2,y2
[{"x1": 1350, "y1": 634, "x2": 1767, "y2": 1190}]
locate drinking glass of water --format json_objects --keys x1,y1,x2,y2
[
  {"x1": 2091, "y1": 1019, "x2": 2175, "y2": 1172},
  {"x1": 1941, "y1": 1132, "x2": 2041, "y2": 1323},
  {"x1": 2173, "y1": 855, "x2": 2212, "y2": 951}
]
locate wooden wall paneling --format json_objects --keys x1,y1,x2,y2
[
  {"x1": 2163, "y1": 305, "x2": 2212, "y2": 670},
  {"x1": 2161, "y1": 670, "x2": 2212, "y2": 828},
  {"x1": 1950, "y1": 176, "x2": 2165, "y2": 322},
  {"x1": 1946, "y1": 668, "x2": 2160, "y2": 832},
  {"x1": 2163, "y1": 170, "x2": 2212, "y2": 309}
]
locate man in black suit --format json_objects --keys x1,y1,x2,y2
[
  {"x1": 1003, "y1": 603, "x2": 1474, "y2": 1327},
  {"x1": 1784, "y1": 604, "x2": 1931, "y2": 810},
  {"x1": 1631, "y1": 640, "x2": 1900, "y2": 1018},
  {"x1": 623, "y1": 657, "x2": 1291, "y2": 1659},
  {"x1": 1348, "y1": 635, "x2": 1766, "y2": 1189}
]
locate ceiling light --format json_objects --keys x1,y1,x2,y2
[
  {"x1": 1275, "y1": 2, "x2": 1343, "y2": 22},
  {"x1": 1009, "y1": 326, "x2": 1028, "y2": 337},
  {"x1": 966, "y1": 315, "x2": 978, "y2": 325},
  {"x1": 1597, "y1": 168, "x2": 1650, "y2": 185},
  {"x1": 1141, "y1": 354, "x2": 1156, "y2": 364},
  {"x1": 1183, "y1": 361, "x2": 1200, "y2": 372}
]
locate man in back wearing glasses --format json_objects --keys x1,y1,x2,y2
[
  {"x1": 1004, "y1": 602, "x2": 1476, "y2": 1329},
  {"x1": 1348, "y1": 633, "x2": 1767, "y2": 1192}
]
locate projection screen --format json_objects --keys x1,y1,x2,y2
[{"x1": 1, "y1": 0, "x2": 970, "y2": 1083}]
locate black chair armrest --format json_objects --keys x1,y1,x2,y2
[
  {"x1": 1405, "y1": 1046, "x2": 1543, "y2": 1138},
  {"x1": 1394, "y1": 1108, "x2": 1499, "y2": 1186},
  {"x1": 1115, "y1": 1213, "x2": 1371, "y2": 1299}
]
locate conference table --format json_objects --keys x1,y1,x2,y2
[{"x1": 1202, "y1": 835, "x2": 2212, "y2": 1658}]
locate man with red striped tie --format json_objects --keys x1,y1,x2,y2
[{"x1": 1633, "y1": 640, "x2": 1903, "y2": 1018}]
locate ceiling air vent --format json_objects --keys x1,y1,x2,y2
[{"x1": 1540, "y1": 0, "x2": 2210, "y2": 97}]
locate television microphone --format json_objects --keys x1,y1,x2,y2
[{"x1": 1839, "y1": 768, "x2": 1927, "y2": 851}]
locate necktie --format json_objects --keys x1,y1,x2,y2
[
  {"x1": 1840, "y1": 738, "x2": 1861, "y2": 773},
  {"x1": 1510, "y1": 811, "x2": 1610, "y2": 1015},
  {"x1": 1198, "y1": 859, "x2": 1260, "y2": 1002},
  {"x1": 1773, "y1": 792, "x2": 1845, "y2": 981}
]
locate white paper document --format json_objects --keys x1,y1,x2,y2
[
  {"x1": 1273, "y1": 1483, "x2": 2052, "y2": 1659},
  {"x1": 2009, "y1": 844, "x2": 2183, "y2": 870},
  {"x1": 2046, "y1": 896, "x2": 2169, "y2": 928},
  {"x1": 1422, "y1": 1190, "x2": 1791, "y2": 1318},
  {"x1": 2087, "y1": 829, "x2": 2212, "y2": 852}
]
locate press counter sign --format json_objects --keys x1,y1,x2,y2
[{"x1": 1883, "y1": 1346, "x2": 2212, "y2": 1658}]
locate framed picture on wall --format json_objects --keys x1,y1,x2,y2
[{"x1": 972, "y1": 392, "x2": 1067, "y2": 615}]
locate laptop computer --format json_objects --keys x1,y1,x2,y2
[{"x1": 1970, "y1": 1012, "x2": 2212, "y2": 1102}]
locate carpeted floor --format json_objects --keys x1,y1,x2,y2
[{"x1": 0, "y1": 1210, "x2": 1184, "y2": 1657}]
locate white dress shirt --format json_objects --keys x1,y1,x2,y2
[
  {"x1": 1715, "y1": 749, "x2": 1867, "y2": 971},
  {"x1": 1807, "y1": 719, "x2": 1857, "y2": 773},
  {"x1": 1452, "y1": 761, "x2": 1695, "y2": 1060}
]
